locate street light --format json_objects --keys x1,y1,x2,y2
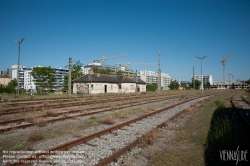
[
  {"x1": 15, "y1": 38, "x2": 25, "y2": 95},
  {"x1": 196, "y1": 56, "x2": 207, "y2": 95}
]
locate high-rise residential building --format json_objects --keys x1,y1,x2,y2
[
  {"x1": 9, "y1": 65, "x2": 68, "y2": 92},
  {"x1": 192, "y1": 75, "x2": 213, "y2": 86},
  {"x1": 139, "y1": 70, "x2": 171, "y2": 90}
]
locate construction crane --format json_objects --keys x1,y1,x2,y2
[
  {"x1": 117, "y1": 61, "x2": 157, "y2": 69},
  {"x1": 221, "y1": 52, "x2": 235, "y2": 86},
  {"x1": 95, "y1": 54, "x2": 128, "y2": 66}
]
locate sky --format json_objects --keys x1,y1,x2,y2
[{"x1": 0, "y1": 0, "x2": 249, "y2": 83}]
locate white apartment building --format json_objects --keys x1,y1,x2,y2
[
  {"x1": 9, "y1": 65, "x2": 68, "y2": 92},
  {"x1": 24, "y1": 70, "x2": 36, "y2": 91},
  {"x1": 192, "y1": 75, "x2": 213, "y2": 86},
  {"x1": 139, "y1": 70, "x2": 171, "y2": 90}
]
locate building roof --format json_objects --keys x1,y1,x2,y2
[
  {"x1": 73, "y1": 74, "x2": 146, "y2": 84},
  {"x1": 0, "y1": 74, "x2": 11, "y2": 79}
]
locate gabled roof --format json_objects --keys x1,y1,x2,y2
[
  {"x1": 73, "y1": 74, "x2": 146, "y2": 84},
  {"x1": 128, "y1": 77, "x2": 147, "y2": 84},
  {"x1": 0, "y1": 74, "x2": 11, "y2": 79}
]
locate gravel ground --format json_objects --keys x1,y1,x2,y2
[{"x1": 18, "y1": 96, "x2": 208, "y2": 166}]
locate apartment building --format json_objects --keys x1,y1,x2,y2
[
  {"x1": 0, "y1": 74, "x2": 11, "y2": 86},
  {"x1": 9, "y1": 65, "x2": 68, "y2": 92},
  {"x1": 139, "y1": 70, "x2": 171, "y2": 90},
  {"x1": 192, "y1": 75, "x2": 213, "y2": 85}
]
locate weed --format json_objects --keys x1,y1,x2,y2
[
  {"x1": 90, "y1": 116, "x2": 96, "y2": 120},
  {"x1": 35, "y1": 117, "x2": 48, "y2": 127},
  {"x1": 13, "y1": 141, "x2": 25, "y2": 150},
  {"x1": 139, "y1": 130, "x2": 158, "y2": 148},
  {"x1": 25, "y1": 114, "x2": 35, "y2": 123},
  {"x1": 101, "y1": 114, "x2": 116, "y2": 125},
  {"x1": 214, "y1": 99, "x2": 225, "y2": 108},
  {"x1": 26, "y1": 130, "x2": 44, "y2": 142}
]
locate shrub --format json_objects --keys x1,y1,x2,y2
[
  {"x1": 26, "y1": 130, "x2": 43, "y2": 142},
  {"x1": 101, "y1": 114, "x2": 116, "y2": 125},
  {"x1": 139, "y1": 130, "x2": 158, "y2": 147}
]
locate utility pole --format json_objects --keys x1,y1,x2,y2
[
  {"x1": 196, "y1": 56, "x2": 207, "y2": 95},
  {"x1": 68, "y1": 57, "x2": 72, "y2": 96},
  {"x1": 193, "y1": 66, "x2": 195, "y2": 90},
  {"x1": 135, "y1": 70, "x2": 138, "y2": 93},
  {"x1": 15, "y1": 38, "x2": 25, "y2": 95},
  {"x1": 158, "y1": 51, "x2": 161, "y2": 94}
]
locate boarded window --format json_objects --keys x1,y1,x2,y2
[
  {"x1": 111, "y1": 85, "x2": 113, "y2": 90},
  {"x1": 119, "y1": 85, "x2": 122, "y2": 89}
]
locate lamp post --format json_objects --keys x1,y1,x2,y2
[
  {"x1": 196, "y1": 56, "x2": 207, "y2": 95},
  {"x1": 15, "y1": 38, "x2": 25, "y2": 95}
]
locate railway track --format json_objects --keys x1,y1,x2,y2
[
  {"x1": 231, "y1": 94, "x2": 250, "y2": 127},
  {"x1": 0, "y1": 95, "x2": 184, "y2": 133},
  {"x1": 0, "y1": 93, "x2": 182, "y2": 116},
  {"x1": 3, "y1": 95, "x2": 211, "y2": 166}
]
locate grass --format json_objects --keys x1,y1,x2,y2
[
  {"x1": 149, "y1": 96, "x2": 220, "y2": 166},
  {"x1": 150, "y1": 93, "x2": 250, "y2": 166}
]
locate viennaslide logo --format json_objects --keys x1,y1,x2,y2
[{"x1": 219, "y1": 146, "x2": 248, "y2": 165}]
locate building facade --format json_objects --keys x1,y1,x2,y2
[
  {"x1": 139, "y1": 70, "x2": 171, "y2": 90},
  {"x1": 73, "y1": 73, "x2": 146, "y2": 94},
  {"x1": 9, "y1": 65, "x2": 68, "y2": 92},
  {"x1": 192, "y1": 75, "x2": 213, "y2": 85},
  {"x1": 0, "y1": 74, "x2": 11, "y2": 86}
]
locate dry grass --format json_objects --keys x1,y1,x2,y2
[
  {"x1": 46, "y1": 110, "x2": 57, "y2": 117},
  {"x1": 35, "y1": 117, "x2": 48, "y2": 127},
  {"x1": 101, "y1": 114, "x2": 116, "y2": 125},
  {"x1": 26, "y1": 130, "x2": 44, "y2": 142},
  {"x1": 139, "y1": 129, "x2": 158, "y2": 148},
  {"x1": 25, "y1": 114, "x2": 35, "y2": 123}
]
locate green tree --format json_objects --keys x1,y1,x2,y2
[
  {"x1": 30, "y1": 66, "x2": 56, "y2": 94},
  {"x1": 116, "y1": 70, "x2": 123, "y2": 75},
  {"x1": 146, "y1": 83, "x2": 157, "y2": 91},
  {"x1": 6, "y1": 79, "x2": 18, "y2": 93},
  {"x1": 204, "y1": 82, "x2": 211, "y2": 89},
  {"x1": 63, "y1": 60, "x2": 84, "y2": 89},
  {"x1": 169, "y1": 81, "x2": 180, "y2": 90},
  {"x1": 245, "y1": 78, "x2": 250, "y2": 85},
  {"x1": 0, "y1": 79, "x2": 18, "y2": 93},
  {"x1": 192, "y1": 79, "x2": 201, "y2": 90}
]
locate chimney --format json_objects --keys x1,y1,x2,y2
[
  {"x1": 88, "y1": 69, "x2": 93, "y2": 75},
  {"x1": 97, "y1": 73, "x2": 100, "y2": 77}
]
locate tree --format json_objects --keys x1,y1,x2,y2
[
  {"x1": 192, "y1": 79, "x2": 201, "y2": 90},
  {"x1": 30, "y1": 66, "x2": 56, "y2": 94},
  {"x1": 63, "y1": 60, "x2": 84, "y2": 89},
  {"x1": 204, "y1": 82, "x2": 211, "y2": 89},
  {"x1": 245, "y1": 78, "x2": 250, "y2": 85},
  {"x1": 146, "y1": 83, "x2": 157, "y2": 91},
  {"x1": 169, "y1": 81, "x2": 180, "y2": 90},
  {"x1": 0, "y1": 79, "x2": 18, "y2": 93},
  {"x1": 116, "y1": 70, "x2": 123, "y2": 75}
]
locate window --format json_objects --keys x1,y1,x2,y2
[
  {"x1": 91, "y1": 84, "x2": 94, "y2": 90},
  {"x1": 119, "y1": 85, "x2": 121, "y2": 90}
]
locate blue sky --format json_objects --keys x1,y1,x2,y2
[{"x1": 1, "y1": 0, "x2": 249, "y2": 82}]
